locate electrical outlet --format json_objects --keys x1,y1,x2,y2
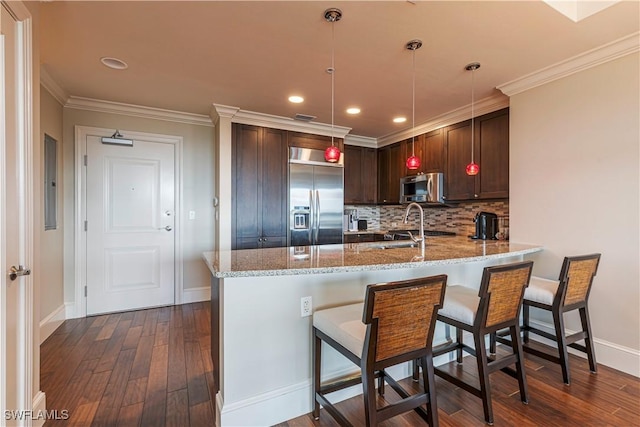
[
  {"x1": 189, "y1": 210, "x2": 196, "y2": 220},
  {"x1": 301, "y1": 296, "x2": 312, "y2": 317},
  {"x1": 391, "y1": 222, "x2": 398, "y2": 227}
]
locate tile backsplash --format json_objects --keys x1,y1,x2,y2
[{"x1": 346, "y1": 200, "x2": 509, "y2": 238}]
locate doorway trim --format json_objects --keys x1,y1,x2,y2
[{"x1": 74, "y1": 126, "x2": 183, "y2": 318}]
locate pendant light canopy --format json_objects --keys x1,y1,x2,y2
[
  {"x1": 324, "y1": 8, "x2": 342, "y2": 163},
  {"x1": 465, "y1": 62, "x2": 480, "y2": 176},
  {"x1": 405, "y1": 39, "x2": 422, "y2": 171}
]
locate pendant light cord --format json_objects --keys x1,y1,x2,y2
[
  {"x1": 331, "y1": 19, "x2": 335, "y2": 148},
  {"x1": 471, "y1": 66, "x2": 475, "y2": 164},
  {"x1": 412, "y1": 46, "x2": 416, "y2": 156}
]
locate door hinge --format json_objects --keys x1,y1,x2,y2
[
  {"x1": 84, "y1": 155, "x2": 88, "y2": 166},
  {"x1": 84, "y1": 220, "x2": 88, "y2": 231},
  {"x1": 84, "y1": 286, "x2": 87, "y2": 297}
]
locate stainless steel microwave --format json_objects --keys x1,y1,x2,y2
[{"x1": 400, "y1": 172, "x2": 445, "y2": 204}]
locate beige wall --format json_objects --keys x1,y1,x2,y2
[
  {"x1": 510, "y1": 53, "x2": 639, "y2": 375},
  {"x1": 62, "y1": 109, "x2": 216, "y2": 307},
  {"x1": 39, "y1": 86, "x2": 65, "y2": 321}
]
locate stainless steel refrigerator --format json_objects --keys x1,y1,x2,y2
[{"x1": 288, "y1": 148, "x2": 344, "y2": 246}]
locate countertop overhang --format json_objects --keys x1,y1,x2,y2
[{"x1": 203, "y1": 237, "x2": 543, "y2": 278}]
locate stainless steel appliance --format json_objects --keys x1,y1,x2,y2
[
  {"x1": 343, "y1": 209, "x2": 358, "y2": 232},
  {"x1": 400, "y1": 172, "x2": 444, "y2": 204},
  {"x1": 289, "y1": 148, "x2": 344, "y2": 246},
  {"x1": 471, "y1": 211, "x2": 499, "y2": 240}
]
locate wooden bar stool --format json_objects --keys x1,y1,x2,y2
[
  {"x1": 433, "y1": 261, "x2": 533, "y2": 425},
  {"x1": 495, "y1": 253, "x2": 601, "y2": 385},
  {"x1": 313, "y1": 275, "x2": 447, "y2": 426}
]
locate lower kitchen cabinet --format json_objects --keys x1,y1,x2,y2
[
  {"x1": 232, "y1": 124, "x2": 288, "y2": 249},
  {"x1": 344, "y1": 233, "x2": 374, "y2": 243},
  {"x1": 344, "y1": 145, "x2": 377, "y2": 204}
]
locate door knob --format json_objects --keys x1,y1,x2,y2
[
  {"x1": 158, "y1": 226, "x2": 172, "y2": 231},
  {"x1": 9, "y1": 265, "x2": 31, "y2": 281}
]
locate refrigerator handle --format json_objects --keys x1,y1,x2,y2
[
  {"x1": 308, "y1": 190, "x2": 314, "y2": 243},
  {"x1": 314, "y1": 190, "x2": 320, "y2": 243}
]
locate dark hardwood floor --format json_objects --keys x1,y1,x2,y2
[
  {"x1": 40, "y1": 302, "x2": 215, "y2": 426},
  {"x1": 41, "y1": 303, "x2": 639, "y2": 426}
]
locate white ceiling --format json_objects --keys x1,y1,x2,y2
[{"x1": 39, "y1": 1, "x2": 639, "y2": 139}]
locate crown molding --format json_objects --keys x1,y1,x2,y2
[
  {"x1": 212, "y1": 104, "x2": 240, "y2": 119},
  {"x1": 40, "y1": 67, "x2": 68, "y2": 106},
  {"x1": 498, "y1": 31, "x2": 640, "y2": 97},
  {"x1": 344, "y1": 134, "x2": 377, "y2": 148},
  {"x1": 225, "y1": 107, "x2": 352, "y2": 139},
  {"x1": 65, "y1": 96, "x2": 214, "y2": 127},
  {"x1": 377, "y1": 94, "x2": 509, "y2": 147}
]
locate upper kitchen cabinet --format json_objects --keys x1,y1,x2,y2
[
  {"x1": 288, "y1": 131, "x2": 344, "y2": 152},
  {"x1": 422, "y1": 128, "x2": 446, "y2": 173},
  {"x1": 444, "y1": 108, "x2": 509, "y2": 201},
  {"x1": 401, "y1": 134, "x2": 423, "y2": 176},
  {"x1": 232, "y1": 124, "x2": 288, "y2": 249},
  {"x1": 344, "y1": 145, "x2": 377, "y2": 204},
  {"x1": 377, "y1": 142, "x2": 402, "y2": 204}
]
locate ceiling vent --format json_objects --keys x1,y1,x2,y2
[{"x1": 294, "y1": 113, "x2": 316, "y2": 122}]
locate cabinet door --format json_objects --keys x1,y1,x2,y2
[
  {"x1": 344, "y1": 145, "x2": 362, "y2": 204},
  {"x1": 233, "y1": 124, "x2": 261, "y2": 244},
  {"x1": 288, "y1": 131, "x2": 344, "y2": 152},
  {"x1": 361, "y1": 147, "x2": 377, "y2": 204},
  {"x1": 377, "y1": 143, "x2": 402, "y2": 204},
  {"x1": 423, "y1": 128, "x2": 445, "y2": 173},
  {"x1": 402, "y1": 134, "x2": 425, "y2": 176},
  {"x1": 444, "y1": 120, "x2": 476, "y2": 201},
  {"x1": 260, "y1": 128, "x2": 288, "y2": 240},
  {"x1": 476, "y1": 109, "x2": 509, "y2": 199}
]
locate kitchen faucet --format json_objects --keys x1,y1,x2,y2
[{"x1": 403, "y1": 202, "x2": 426, "y2": 253}]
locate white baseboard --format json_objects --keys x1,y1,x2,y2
[
  {"x1": 32, "y1": 391, "x2": 46, "y2": 427},
  {"x1": 64, "y1": 301, "x2": 77, "y2": 319},
  {"x1": 219, "y1": 363, "x2": 412, "y2": 426},
  {"x1": 39, "y1": 305, "x2": 66, "y2": 344},
  {"x1": 529, "y1": 319, "x2": 640, "y2": 378},
  {"x1": 182, "y1": 286, "x2": 210, "y2": 304}
]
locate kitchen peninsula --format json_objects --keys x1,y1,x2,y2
[{"x1": 203, "y1": 237, "x2": 542, "y2": 426}]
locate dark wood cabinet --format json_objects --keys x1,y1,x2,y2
[
  {"x1": 232, "y1": 124, "x2": 288, "y2": 249},
  {"x1": 344, "y1": 233, "x2": 375, "y2": 243},
  {"x1": 444, "y1": 108, "x2": 509, "y2": 201},
  {"x1": 423, "y1": 128, "x2": 446, "y2": 173},
  {"x1": 344, "y1": 145, "x2": 377, "y2": 204},
  {"x1": 377, "y1": 142, "x2": 402, "y2": 204},
  {"x1": 475, "y1": 108, "x2": 509, "y2": 199},
  {"x1": 288, "y1": 131, "x2": 344, "y2": 152}
]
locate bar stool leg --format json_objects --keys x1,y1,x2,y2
[
  {"x1": 511, "y1": 324, "x2": 529, "y2": 404},
  {"x1": 313, "y1": 332, "x2": 321, "y2": 420},
  {"x1": 522, "y1": 304, "x2": 530, "y2": 343},
  {"x1": 553, "y1": 310, "x2": 571, "y2": 385},
  {"x1": 580, "y1": 306, "x2": 598, "y2": 373},
  {"x1": 456, "y1": 327, "x2": 463, "y2": 363},
  {"x1": 473, "y1": 332, "x2": 494, "y2": 425},
  {"x1": 421, "y1": 355, "x2": 438, "y2": 427},
  {"x1": 362, "y1": 367, "x2": 377, "y2": 426}
]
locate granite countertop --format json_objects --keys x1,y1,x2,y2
[{"x1": 203, "y1": 236, "x2": 542, "y2": 278}]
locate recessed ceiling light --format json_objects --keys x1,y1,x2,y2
[
  {"x1": 100, "y1": 57, "x2": 128, "y2": 70},
  {"x1": 393, "y1": 117, "x2": 407, "y2": 123},
  {"x1": 288, "y1": 95, "x2": 304, "y2": 103},
  {"x1": 346, "y1": 107, "x2": 361, "y2": 115}
]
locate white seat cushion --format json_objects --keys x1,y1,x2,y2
[
  {"x1": 438, "y1": 285, "x2": 480, "y2": 326},
  {"x1": 524, "y1": 276, "x2": 559, "y2": 306},
  {"x1": 313, "y1": 303, "x2": 366, "y2": 358}
]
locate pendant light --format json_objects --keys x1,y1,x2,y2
[
  {"x1": 465, "y1": 62, "x2": 480, "y2": 176},
  {"x1": 323, "y1": 8, "x2": 342, "y2": 163},
  {"x1": 405, "y1": 39, "x2": 422, "y2": 170}
]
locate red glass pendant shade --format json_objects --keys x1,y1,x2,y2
[
  {"x1": 324, "y1": 145, "x2": 341, "y2": 163},
  {"x1": 466, "y1": 162, "x2": 479, "y2": 176},
  {"x1": 406, "y1": 155, "x2": 421, "y2": 170}
]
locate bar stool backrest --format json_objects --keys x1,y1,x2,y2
[
  {"x1": 559, "y1": 254, "x2": 601, "y2": 306},
  {"x1": 362, "y1": 275, "x2": 447, "y2": 365},
  {"x1": 479, "y1": 261, "x2": 533, "y2": 329}
]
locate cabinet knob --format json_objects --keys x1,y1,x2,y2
[{"x1": 474, "y1": 194, "x2": 478, "y2": 198}]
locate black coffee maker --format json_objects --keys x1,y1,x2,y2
[{"x1": 472, "y1": 211, "x2": 499, "y2": 240}]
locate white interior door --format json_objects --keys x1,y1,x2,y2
[
  {"x1": 1, "y1": 2, "x2": 35, "y2": 421},
  {"x1": 86, "y1": 135, "x2": 175, "y2": 315}
]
